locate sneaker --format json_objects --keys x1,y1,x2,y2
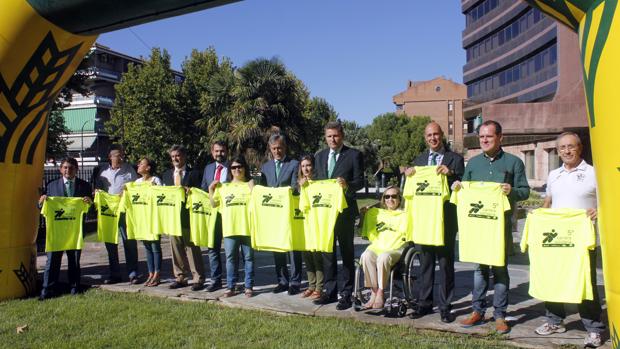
[
  {"x1": 584, "y1": 332, "x2": 602, "y2": 348},
  {"x1": 460, "y1": 311, "x2": 484, "y2": 327},
  {"x1": 495, "y1": 318, "x2": 510, "y2": 334},
  {"x1": 535, "y1": 323, "x2": 566, "y2": 336}
]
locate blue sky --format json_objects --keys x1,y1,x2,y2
[{"x1": 98, "y1": 0, "x2": 465, "y2": 126}]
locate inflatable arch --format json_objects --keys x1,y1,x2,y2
[{"x1": 0, "y1": 0, "x2": 618, "y2": 342}]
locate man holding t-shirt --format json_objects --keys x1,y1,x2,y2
[
  {"x1": 454, "y1": 120, "x2": 529, "y2": 334},
  {"x1": 534, "y1": 132, "x2": 605, "y2": 348}
]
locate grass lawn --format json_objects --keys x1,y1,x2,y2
[{"x1": 0, "y1": 289, "x2": 512, "y2": 349}]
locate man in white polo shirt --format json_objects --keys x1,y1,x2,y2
[{"x1": 535, "y1": 132, "x2": 605, "y2": 348}]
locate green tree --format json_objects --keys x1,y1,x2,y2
[
  {"x1": 366, "y1": 113, "x2": 430, "y2": 168},
  {"x1": 301, "y1": 97, "x2": 338, "y2": 153},
  {"x1": 339, "y1": 120, "x2": 378, "y2": 180},
  {"x1": 106, "y1": 48, "x2": 186, "y2": 169}
]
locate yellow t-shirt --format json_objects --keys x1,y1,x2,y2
[
  {"x1": 521, "y1": 208, "x2": 596, "y2": 303},
  {"x1": 150, "y1": 185, "x2": 185, "y2": 237},
  {"x1": 214, "y1": 182, "x2": 251, "y2": 237},
  {"x1": 119, "y1": 182, "x2": 154, "y2": 241},
  {"x1": 450, "y1": 181, "x2": 511, "y2": 266},
  {"x1": 291, "y1": 194, "x2": 308, "y2": 251},
  {"x1": 361, "y1": 208, "x2": 408, "y2": 255},
  {"x1": 299, "y1": 179, "x2": 348, "y2": 253},
  {"x1": 94, "y1": 191, "x2": 121, "y2": 244},
  {"x1": 41, "y1": 197, "x2": 90, "y2": 252},
  {"x1": 249, "y1": 185, "x2": 293, "y2": 252},
  {"x1": 403, "y1": 166, "x2": 449, "y2": 245},
  {"x1": 186, "y1": 188, "x2": 218, "y2": 248}
]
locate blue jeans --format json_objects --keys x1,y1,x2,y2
[
  {"x1": 224, "y1": 236, "x2": 254, "y2": 289},
  {"x1": 207, "y1": 215, "x2": 223, "y2": 284},
  {"x1": 143, "y1": 239, "x2": 162, "y2": 273},
  {"x1": 472, "y1": 264, "x2": 509, "y2": 320},
  {"x1": 105, "y1": 213, "x2": 138, "y2": 279}
]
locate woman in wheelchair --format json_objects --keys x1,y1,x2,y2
[{"x1": 359, "y1": 185, "x2": 409, "y2": 309}]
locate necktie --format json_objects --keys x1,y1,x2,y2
[
  {"x1": 275, "y1": 160, "x2": 281, "y2": 180},
  {"x1": 214, "y1": 164, "x2": 223, "y2": 182},
  {"x1": 66, "y1": 180, "x2": 74, "y2": 197},
  {"x1": 328, "y1": 152, "x2": 337, "y2": 178},
  {"x1": 430, "y1": 153, "x2": 438, "y2": 166},
  {"x1": 174, "y1": 170, "x2": 182, "y2": 186}
]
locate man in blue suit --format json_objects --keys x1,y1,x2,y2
[
  {"x1": 260, "y1": 134, "x2": 302, "y2": 295},
  {"x1": 201, "y1": 140, "x2": 231, "y2": 292},
  {"x1": 38, "y1": 158, "x2": 92, "y2": 300}
]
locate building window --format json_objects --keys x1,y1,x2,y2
[
  {"x1": 547, "y1": 149, "x2": 560, "y2": 171},
  {"x1": 524, "y1": 150, "x2": 535, "y2": 179},
  {"x1": 396, "y1": 104, "x2": 403, "y2": 111}
]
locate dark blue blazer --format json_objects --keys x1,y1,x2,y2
[
  {"x1": 201, "y1": 161, "x2": 231, "y2": 191},
  {"x1": 260, "y1": 157, "x2": 299, "y2": 188},
  {"x1": 46, "y1": 177, "x2": 92, "y2": 198},
  {"x1": 314, "y1": 145, "x2": 364, "y2": 216}
]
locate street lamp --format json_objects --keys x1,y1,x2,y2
[{"x1": 80, "y1": 116, "x2": 101, "y2": 168}]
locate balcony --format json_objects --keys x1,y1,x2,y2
[{"x1": 80, "y1": 67, "x2": 121, "y2": 82}]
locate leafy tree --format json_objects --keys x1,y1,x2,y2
[
  {"x1": 339, "y1": 120, "x2": 378, "y2": 180},
  {"x1": 366, "y1": 113, "x2": 430, "y2": 168},
  {"x1": 106, "y1": 48, "x2": 186, "y2": 169},
  {"x1": 301, "y1": 97, "x2": 338, "y2": 153}
]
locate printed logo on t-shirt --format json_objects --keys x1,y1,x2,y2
[
  {"x1": 542, "y1": 229, "x2": 575, "y2": 247},
  {"x1": 224, "y1": 193, "x2": 246, "y2": 207},
  {"x1": 54, "y1": 208, "x2": 76, "y2": 221},
  {"x1": 311, "y1": 193, "x2": 333, "y2": 208},
  {"x1": 293, "y1": 208, "x2": 304, "y2": 220},
  {"x1": 467, "y1": 200, "x2": 499, "y2": 220},
  {"x1": 376, "y1": 221, "x2": 396, "y2": 233},
  {"x1": 261, "y1": 193, "x2": 284, "y2": 208},
  {"x1": 414, "y1": 179, "x2": 443, "y2": 196},
  {"x1": 191, "y1": 201, "x2": 212, "y2": 216},
  {"x1": 156, "y1": 194, "x2": 175, "y2": 207},
  {"x1": 100, "y1": 205, "x2": 117, "y2": 218},
  {"x1": 131, "y1": 193, "x2": 148, "y2": 205}
]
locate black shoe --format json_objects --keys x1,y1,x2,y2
[
  {"x1": 206, "y1": 282, "x2": 222, "y2": 292},
  {"x1": 191, "y1": 283, "x2": 205, "y2": 291},
  {"x1": 313, "y1": 294, "x2": 336, "y2": 305},
  {"x1": 169, "y1": 280, "x2": 188, "y2": 289},
  {"x1": 440, "y1": 310, "x2": 455, "y2": 323},
  {"x1": 272, "y1": 284, "x2": 289, "y2": 294},
  {"x1": 70, "y1": 287, "x2": 79, "y2": 295},
  {"x1": 39, "y1": 289, "x2": 51, "y2": 301},
  {"x1": 103, "y1": 277, "x2": 122, "y2": 285},
  {"x1": 288, "y1": 285, "x2": 301, "y2": 295},
  {"x1": 409, "y1": 306, "x2": 433, "y2": 319},
  {"x1": 129, "y1": 276, "x2": 140, "y2": 285},
  {"x1": 336, "y1": 296, "x2": 352, "y2": 310}
]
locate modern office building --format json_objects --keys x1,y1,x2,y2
[
  {"x1": 461, "y1": 0, "x2": 589, "y2": 186},
  {"x1": 393, "y1": 77, "x2": 467, "y2": 152}
]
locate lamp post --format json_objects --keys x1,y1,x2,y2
[{"x1": 80, "y1": 116, "x2": 101, "y2": 168}]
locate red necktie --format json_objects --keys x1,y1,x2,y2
[{"x1": 214, "y1": 164, "x2": 223, "y2": 181}]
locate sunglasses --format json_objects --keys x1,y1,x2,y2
[
  {"x1": 230, "y1": 165, "x2": 244, "y2": 170},
  {"x1": 383, "y1": 194, "x2": 400, "y2": 200}
]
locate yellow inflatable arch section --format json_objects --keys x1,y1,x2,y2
[{"x1": 0, "y1": 0, "x2": 618, "y2": 344}]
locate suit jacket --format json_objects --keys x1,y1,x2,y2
[
  {"x1": 162, "y1": 165, "x2": 203, "y2": 228},
  {"x1": 260, "y1": 156, "x2": 299, "y2": 188},
  {"x1": 412, "y1": 149, "x2": 464, "y2": 235},
  {"x1": 200, "y1": 161, "x2": 231, "y2": 191},
  {"x1": 46, "y1": 177, "x2": 92, "y2": 198},
  {"x1": 315, "y1": 145, "x2": 364, "y2": 216}
]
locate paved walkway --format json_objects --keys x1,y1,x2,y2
[{"x1": 37, "y1": 232, "x2": 611, "y2": 348}]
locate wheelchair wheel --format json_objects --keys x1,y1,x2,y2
[
  {"x1": 402, "y1": 248, "x2": 422, "y2": 308},
  {"x1": 353, "y1": 259, "x2": 371, "y2": 311}
]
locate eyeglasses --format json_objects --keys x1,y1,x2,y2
[
  {"x1": 230, "y1": 165, "x2": 244, "y2": 170},
  {"x1": 383, "y1": 194, "x2": 400, "y2": 200},
  {"x1": 558, "y1": 144, "x2": 578, "y2": 152}
]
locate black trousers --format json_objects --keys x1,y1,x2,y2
[
  {"x1": 322, "y1": 211, "x2": 355, "y2": 299},
  {"x1": 42, "y1": 250, "x2": 81, "y2": 293},
  {"x1": 418, "y1": 204, "x2": 457, "y2": 311},
  {"x1": 274, "y1": 251, "x2": 303, "y2": 287}
]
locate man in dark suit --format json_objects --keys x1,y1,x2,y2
[
  {"x1": 260, "y1": 134, "x2": 302, "y2": 295},
  {"x1": 162, "y1": 144, "x2": 205, "y2": 291},
  {"x1": 312, "y1": 121, "x2": 364, "y2": 310},
  {"x1": 38, "y1": 157, "x2": 93, "y2": 300},
  {"x1": 200, "y1": 140, "x2": 231, "y2": 292},
  {"x1": 405, "y1": 122, "x2": 464, "y2": 323}
]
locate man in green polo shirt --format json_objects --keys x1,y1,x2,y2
[{"x1": 456, "y1": 120, "x2": 530, "y2": 334}]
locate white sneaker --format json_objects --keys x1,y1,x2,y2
[
  {"x1": 584, "y1": 332, "x2": 602, "y2": 348},
  {"x1": 534, "y1": 322, "x2": 566, "y2": 336}
]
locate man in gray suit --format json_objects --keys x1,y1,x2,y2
[
  {"x1": 201, "y1": 140, "x2": 231, "y2": 292},
  {"x1": 260, "y1": 134, "x2": 302, "y2": 295}
]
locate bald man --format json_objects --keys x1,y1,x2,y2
[{"x1": 404, "y1": 122, "x2": 464, "y2": 323}]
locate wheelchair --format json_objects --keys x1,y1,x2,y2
[{"x1": 352, "y1": 242, "x2": 422, "y2": 317}]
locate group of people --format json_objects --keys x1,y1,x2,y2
[{"x1": 38, "y1": 119, "x2": 605, "y2": 347}]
